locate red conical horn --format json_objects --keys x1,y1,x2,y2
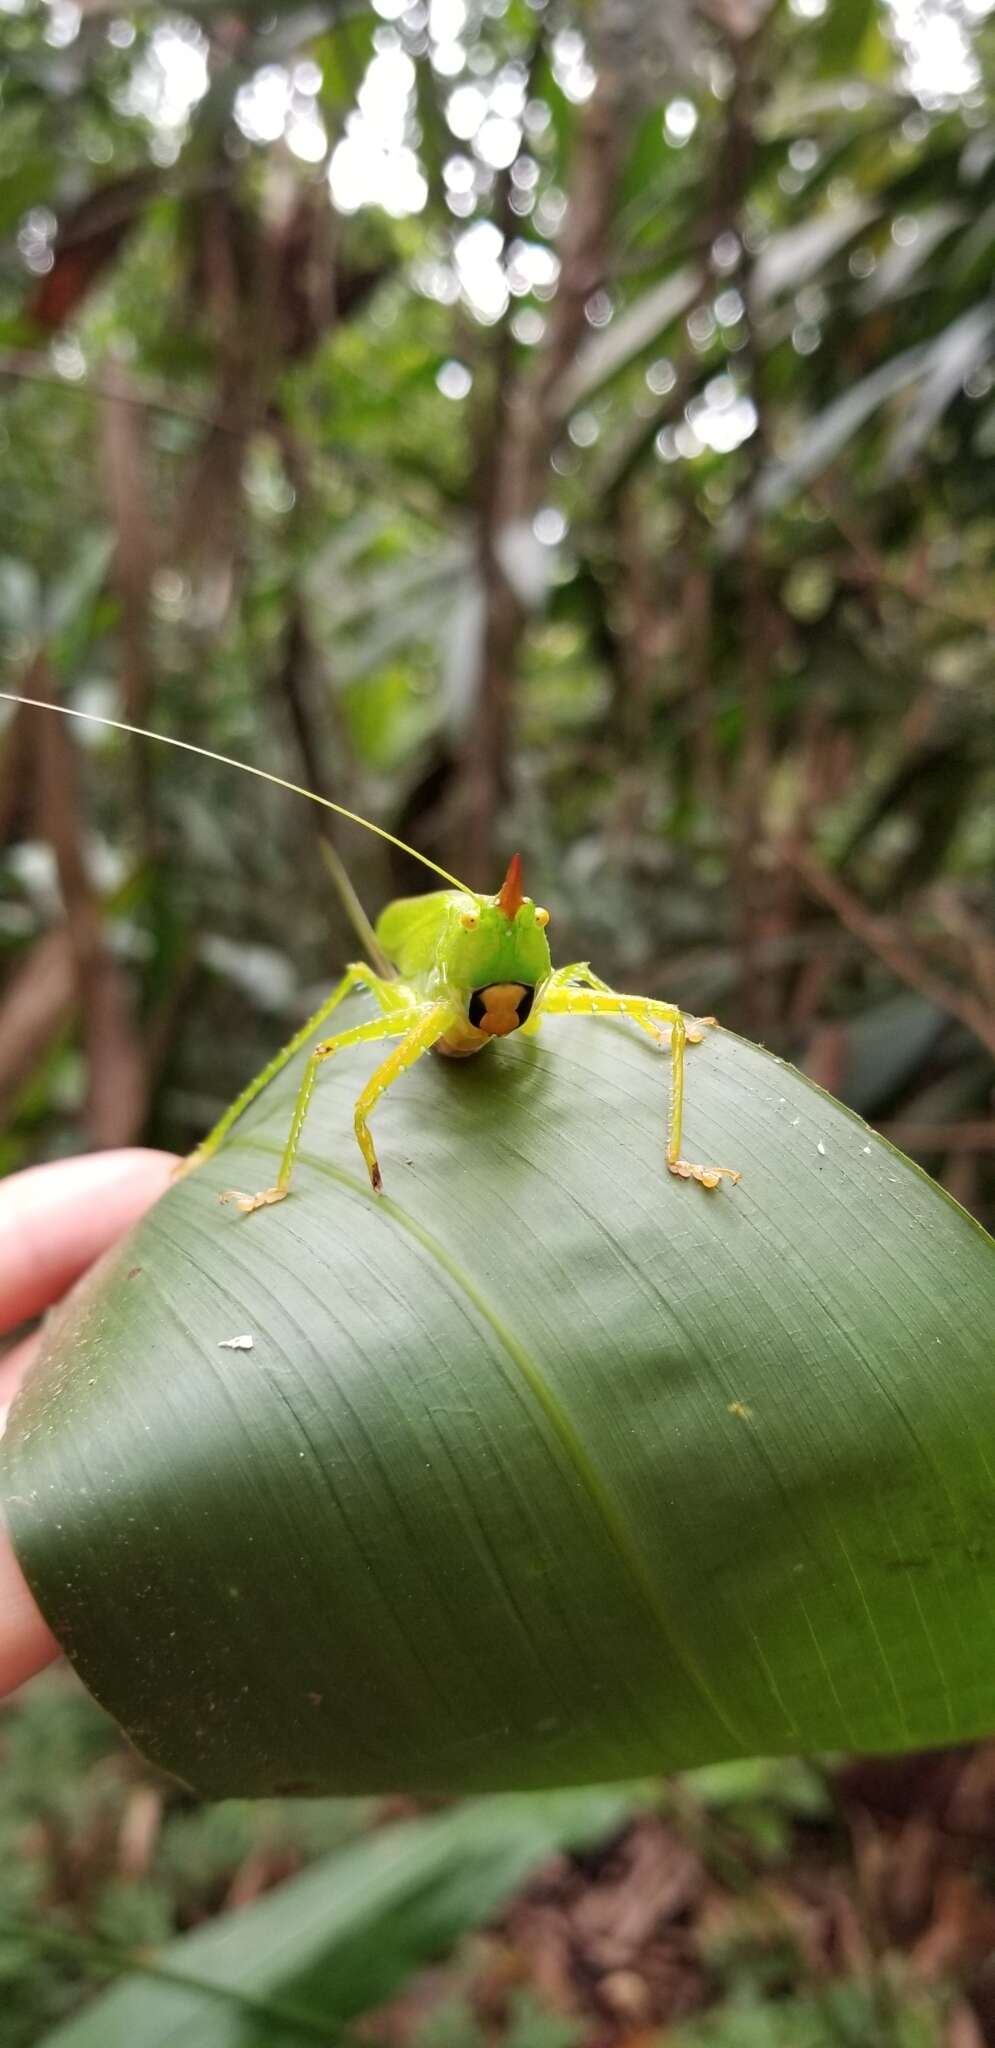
[{"x1": 496, "y1": 851, "x2": 524, "y2": 918}]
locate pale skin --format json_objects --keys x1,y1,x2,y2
[
  {"x1": 180, "y1": 855, "x2": 741, "y2": 1211},
  {"x1": 0, "y1": 1150, "x2": 177, "y2": 1698}
]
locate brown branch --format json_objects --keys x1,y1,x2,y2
[
  {"x1": 462, "y1": 276, "x2": 520, "y2": 884},
  {"x1": 268, "y1": 578, "x2": 388, "y2": 966},
  {"x1": 102, "y1": 357, "x2": 159, "y2": 859},
  {"x1": 26, "y1": 659, "x2": 148, "y2": 1146},
  {"x1": 932, "y1": 891, "x2": 995, "y2": 1015},
  {"x1": 616, "y1": 481, "x2": 660, "y2": 766},
  {"x1": 0, "y1": 696, "x2": 34, "y2": 849},
  {"x1": 278, "y1": 603, "x2": 328, "y2": 809},
  {"x1": 102, "y1": 357, "x2": 156, "y2": 726},
  {"x1": 714, "y1": 19, "x2": 777, "y2": 1040},
  {"x1": 680, "y1": 493, "x2": 722, "y2": 816},
  {"x1": 0, "y1": 930, "x2": 75, "y2": 1115},
  {"x1": 787, "y1": 845, "x2": 995, "y2": 1063},
  {"x1": 513, "y1": 82, "x2": 626, "y2": 495},
  {"x1": 812, "y1": 480, "x2": 995, "y2": 634},
  {"x1": 142, "y1": 942, "x2": 199, "y2": 1110}
]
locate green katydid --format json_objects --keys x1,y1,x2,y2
[{"x1": 0, "y1": 694, "x2": 741, "y2": 1203}]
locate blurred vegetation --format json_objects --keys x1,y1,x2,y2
[
  {"x1": 1, "y1": 0, "x2": 993, "y2": 1223},
  {"x1": 8, "y1": 1671, "x2": 995, "y2": 2047},
  {"x1": 2, "y1": 0, "x2": 995, "y2": 2039}
]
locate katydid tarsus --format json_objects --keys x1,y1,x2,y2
[{"x1": 0, "y1": 693, "x2": 741, "y2": 1202}]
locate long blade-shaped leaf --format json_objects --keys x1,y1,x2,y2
[
  {"x1": 41, "y1": 1786, "x2": 635, "y2": 2048},
  {"x1": 3, "y1": 1008, "x2": 995, "y2": 1795}
]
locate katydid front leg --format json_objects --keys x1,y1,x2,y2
[{"x1": 353, "y1": 999, "x2": 456, "y2": 1192}]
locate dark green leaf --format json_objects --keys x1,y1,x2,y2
[{"x1": 4, "y1": 1008, "x2": 995, "y2": 1798}]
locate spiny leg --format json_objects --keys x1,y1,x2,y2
[
  {"x1": 524, "y1": 962, "x2": 710, "y2": 1048},
  {"x1": 354, "y1": 1000, "x2": 457, "y2": 1192},
  {"x1": 179, "y1": 963, "x2": 400, "y2": 1181},
  {"x1": 521, "y1": 964, "x2": 615, "y2": 1038},
  {"x1": 220, "y1": 1010, "x2": 420, "y2": 1214},
  {"x1": 535, "y1": 985, "x2": 740, "y2": 1190},
  {"x1": 571, "y1": 967, "x2": 713, "y2": 1047}
]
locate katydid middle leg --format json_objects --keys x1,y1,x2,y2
[{"x1": 353, "y1": 999, "x2": 457, "y2": 1192}]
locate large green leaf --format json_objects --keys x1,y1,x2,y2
[
  {"x1": 3, "y1": 1005, "x2": 995, "y2": 1796},
  {"x1": 41, "y1": 1785, "x2": 635, "y2": 2048}
]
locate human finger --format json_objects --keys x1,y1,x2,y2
[{"x1": 0, "y1": 1148, "x2": 178, "y2": 1336}]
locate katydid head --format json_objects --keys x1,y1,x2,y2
[{"x1": 445, "y1": 855, "x2": 552, "y2": 1036}]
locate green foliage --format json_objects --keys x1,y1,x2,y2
[
  {"x1": 669, "y1": 1984, "x2": 947, "y2": 2048},
  {"x1": 0, "y1": 1673, "x2": 380, "y2": 2048},
  {"x1": 3, "y1": 1, "x2": 995, "y2": 2042},
  {"x1": 35, "y1": 1767, "x2": 638, "y2": 2047},
  {"x1": 6, "y1": 1015, "x2": 995, "y2": 1800},
  {"x1": 412, "y1": 1988, "x2": 584, "y2": 2048},
  {"x1": 2, "y1": 0, "x2": 992, "y2": 1173},
  {"x1": 0, "y1": 1674, "x2": 985, "y2": 2048}
]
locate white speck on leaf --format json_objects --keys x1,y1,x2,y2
[
  {"x1": 817, "y1": 1141, "x2": 826, "y2": 1156},
  {"x1": 218, "y1": 1334, "x2": 254, "y2": 1351},
  {"x1": 863, "y1": 1144, "x2": 872, "y2": 1154}
]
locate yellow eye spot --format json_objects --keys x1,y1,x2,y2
[
  {"x1": 535, "y1": 908, "x2": 549, "y2": 928},
  {"x1": 460, "y1": 913, "x2": 478, "y2": 931}
]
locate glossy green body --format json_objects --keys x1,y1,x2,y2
[{"x1": 376, "y1": 887, "x2": 553, "y2": 1019}]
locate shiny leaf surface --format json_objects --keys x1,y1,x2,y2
[{"x1": 4, "y1": 1004, "x2": 995, "y2": 1796}]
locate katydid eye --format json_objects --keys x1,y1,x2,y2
[
  {"x1": 536, "y1": 908, "x2": 549, "y2": 928},
  {"x1": 460, "y1": 913, "x2": 479, "y2": 931}
]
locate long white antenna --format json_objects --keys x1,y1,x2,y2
[{"x1": 0, "y1": 692, "x2": 472, "y2": 895}]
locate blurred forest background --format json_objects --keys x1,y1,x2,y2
[{"x1": 2, "y1": 0, "x2": 995, "y2": 2041}]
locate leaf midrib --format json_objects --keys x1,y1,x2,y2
[{"x1": 237, "y1": 1136, "x2": 753, "y2": 1756}]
